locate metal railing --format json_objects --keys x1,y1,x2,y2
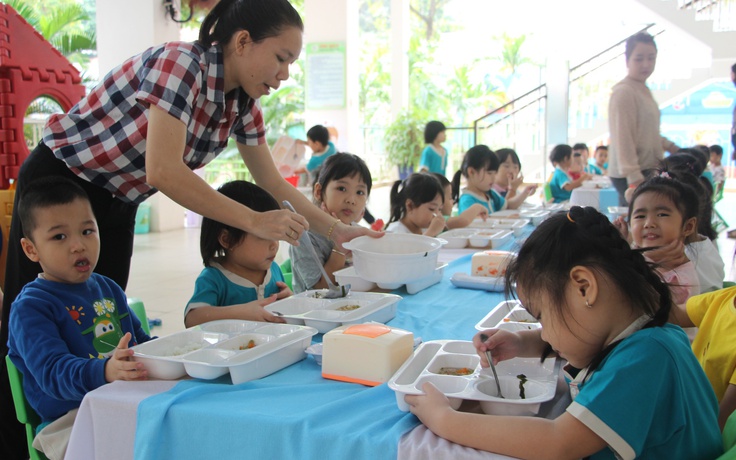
[{"x1": 679, "y1": 0, "x2": 736, "y2": 31}]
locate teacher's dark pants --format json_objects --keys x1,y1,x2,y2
[
  {"x1": 611, "y1": 168, "x2": 656, "y2": 206},
  {"x1": 0, "y1": 143, "x2": 138, "y2": 459}
]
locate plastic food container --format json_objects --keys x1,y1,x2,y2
[
  {"x1": 132, "y1": 321, "x2": 317, "y2": 383},
  {"x1": 475, "y1": 300, "x2": 540, "y2": 332},
  {"x1": 450, "y1": 273, "x2": 505, "y2": 292},
  {"x1": 377, "y1": 262, "x2": 447, "y2": 294},
  {"x1": 467, "y1": 229, "x2": 514, "y2": 249},
  {"x1": 342, "y1": 234, "x2": 445, "y2": 284},
  {"x1": 264, "y1": 291, "x2": 402, "y2": 333},
  {"x1": 607, "y1": 206, "x2": 628, "y2": 219},
  {"x1": 468, "y1": 218, "x2": 530, "y2": 237},
  {"x1": 437, "y1": 229, "x2": 479, "y2": 249},
  {"x1": 333, "y1": 266, "x2": 377, "y2": 292},
  {"x1": 388, "y1": 340, "x2": 557, "y2": 416},
  {"x1": 519, "y1": 210, "x2": 550, "y2": 226}
]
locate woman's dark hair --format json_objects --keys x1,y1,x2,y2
[
  {"x1": 200, "y1": 180, "x2": 280, "y2": 265},
  {"x1": 505, "y1": 206, "x2": 673, "y2": 371},
  {"x1": 313, "y1": 152, "x2": 372, "y2": 204},
  {"x1": 495, "y1": 148, "x2": 522, "y2": 171},
  {"x1": 424, "y1": 121, "x2": 446, "y2": 144},
  {"x1": 628, "y1": 175, "x2": 700, "y2": 234},
  {"x1": 199, "y1": 0, "x2": 303, "y2": 47},
  {"x1": 386, "y1": 172, "x2": 444, "y2": 228},
  {"x1": 18, "y1": 176, "x2": 90, "y2": 240},
  {"x1": 451, "y1": 145, "x2": 499, "y2": 204},
  {"x1": 659, "y1": 152, "x2": 716, "y2": 240},
  {"x1": 625, "y1": 32, "x2": 656, "y2": 61},
  {"x1": 307, "y1": 125, "x2": 329, "y2": 147},
  {"x1": 548, "y1": 144, "x2": 572, "y2": 165}
]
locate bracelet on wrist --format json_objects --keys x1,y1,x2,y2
[
  {"x1": 331, "y1": 248, "x2": 346, "y2": 256},
  {"x1": 326, "y1": 218, "x2": 340, "y2": 242}
]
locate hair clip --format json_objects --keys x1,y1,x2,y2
[
  {"x1": 659, "y1": 171, "x2": 671, "y2": 179},
  {"x1": 567, "y1": 211, "x2": 575, "y2": 223}
]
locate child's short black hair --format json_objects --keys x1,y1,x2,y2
[
  {"x1": 572, "y1": 143, "x2": 588, "y2": 152},
  {"x1": 387, "y1": 172, "x2": 444, "y2": 227},
  {"x1": 424, "y1": 121, "x2": 446, "y2": 144},
  {"x1": 314, "y1": 152, "x2": 373, "y2": 202},
  {"x1": 549, "y1": 144, "x2": 572, "y2": 164},
  {"x1": 199, "y1": 181, "x2": 280, "y2": 266},
  {"x1": 594, "y1": 145, "x2": 608, "y2": 153},
  {"x1": 495, "y1": 148, "x2": 521, "y2": 171},
  {"x1": 306, "y1": 125, "x2": 330, "y2": 146},
  {"x1": 18, "y1": 176, "x2": 91, "y2": 240},
  {"x1": 709, "y1": 144, "x2": 723, "y2": 157}
]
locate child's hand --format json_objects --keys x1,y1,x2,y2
[
  {"x1": 465, "y1": 204, "x2": 488, "y2": 222},
  {"x1": 105, "y1": 333, "x2": 147, "y2": 383},
  {"x1": 275, "y1": 281, "x2": 292, "y2": 299},
  {"x1": 613, "y1": 216, "x2": 629, "y2": 241},
  {"x1": 242, "y1": 295, "x2": 286, "y2": 323},
  {"x1": 523, "y1": 184, "x2": 537, "y2": 197},
  {"x1": 425, "y1": 213, "x2": 446, "y2": 237},
  {"x1": 645, "y1": 239, "x2": 688, "y2": 270},
  {"x1": 474, "y1": 329, "x2": 521, "y2": 366},
  {"x1": 511, "y1": 173, "x2": 524, "y2": 190},
  {"x1": 404, "y1": 382, "x2": 454, "y2": 435}
]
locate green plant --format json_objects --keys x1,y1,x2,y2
[{"x1": 384, "y1": 109, "x2": 423, "y2": 170}]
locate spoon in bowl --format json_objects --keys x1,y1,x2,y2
[
  {"x1": 479, "y1": 333, "x2": 504, "y2": 398},
  {"x1": 282, "y1": 201, "x2": 350, "y2": 299}
]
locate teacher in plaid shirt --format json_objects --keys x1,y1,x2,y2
[{"x1": 0, "y1": 1, "x2": 378, "y2": 458}]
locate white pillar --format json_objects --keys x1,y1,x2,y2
[
  {"x1": 304, "y1": 0, "x2": 360, "y2": 153},
  {"x1": 96, "y1": 0, "x2": 185, "y2": 232},
  {"x1": 545, "y1": 57, "x2": 570, "y2": 148},
  {"x1": 390, "y1": 0, "x2": 410, "y2": 119}
]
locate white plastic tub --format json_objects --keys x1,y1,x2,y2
[
  {"x1": 343, "y1": 234, "x2": 445, "y2": 284},
  {"x1": 333, "y1": 266, "x2": 377, "y2": 292}
]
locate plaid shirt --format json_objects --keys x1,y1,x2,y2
[{"x1": 43, "y1": 42, "x2": 265, "y2": 204}]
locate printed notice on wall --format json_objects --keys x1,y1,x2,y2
[{"x1": 306, "y1": 42, "x2": 346, "y2": 110}]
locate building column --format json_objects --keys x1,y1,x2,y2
[
  {"x1": 545, "y1": 57, "x2": 570, "y2": 179},
  {"x1": 390, "y1": 0, "x2": 410, "y2": 119},
  {"x1": 96, "y1": 0, "x2": 184, "y2": 232}
]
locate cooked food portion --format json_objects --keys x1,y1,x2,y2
[
  {"x1": 336, "y1": 305, "x2": 361, "y2": 311},
  {"x1": 239, "y1": 340, "x2": 256, "y2": 350},
  {"x1": 438, "y1": 367, "x2": 474, "y2": 376},
  {"x1": 517, "y1": 373, "x2": 528, "y2": 399}
]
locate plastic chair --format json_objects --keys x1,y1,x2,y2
[
  {"x1": 724, "y1": 281, "x2": 736, "y2": 289},
  {"x1": 5, "y1": 355, "x2": 48, "y2": 460},
  {"x1": 543, "y1": 183, "x2": 554, "y2": 203},
  {"x1": 127, "y1": 297, "x2": 151, "y2": 335},
  {"x1": 717, "y1": 409, "x2": 736, "y2": 459},
  {"x1": 280, "y1": 259, "x2": 293, "y2": 290}
]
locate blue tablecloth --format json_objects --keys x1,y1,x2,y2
[{"x1": 134, "y1": 244, "x2": 520, "y2": 459}]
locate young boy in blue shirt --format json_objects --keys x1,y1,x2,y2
[
  {"x1": 548, "y1": 144, "x2": 589, "y2": 202},
  {"x1": 294, "y1": 124, "x2": 337, "y2": 180},
  {"x1": 7, "y1": 177, "x2": 151, "y2": 459}
]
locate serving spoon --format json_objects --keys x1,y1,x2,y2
[
  {"x1": 479, "y1": 333, "x2": 504, "y2": 398},
  {"x1": 282, "y1": 201, "x2": 350, "y2": 299}
]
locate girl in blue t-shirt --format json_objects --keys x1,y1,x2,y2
[
  {"x1": 385, "y1": 172, "x2": 446, "y2": 237},
  {"x1": 451, "y1": 145, "x2": 506, "y2": 214},
  {"x1": 405, "y1": 206, "x2": 722, "y2": 459},
  {"x1": 418, "y1": 121, "x2": 448, "y2": 175},
  {"x1": 185, "y1": 181, "x2": 291, "y2": 327}
]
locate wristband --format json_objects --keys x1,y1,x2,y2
[{"x1": 331, "y1": 248, "x2": 346, "y2": 256}]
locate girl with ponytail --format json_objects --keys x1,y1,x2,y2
[{"x1": 405, "y1": 206, "x2": 722, "y2": 459}]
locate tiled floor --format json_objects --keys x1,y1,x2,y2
[{"x1": 126, "y1": 184, "x2": 736, "y2": 338}]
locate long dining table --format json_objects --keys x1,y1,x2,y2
[{"x1": 65, "y1": 230, "x2": 571, "y2": 460}]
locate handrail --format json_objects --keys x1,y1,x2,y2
[{"x1": 569, "y1": 24, "x2": 655, "y2": 76}]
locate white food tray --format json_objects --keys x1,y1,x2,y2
[
  {"x1": 132, "y1": 321, "x2": 317, "y2": 383},
  {"x1": 519, "y1": 210, "x2": 550, "y2": 226},
  {"x1": 438, "y1": 228, "x2": 513, "y2": 249},
  {"x1": 475, "y1": 300, "x2": 540, "y2": 332},
  {"x1": 467, "y1": 218, "x2": 530, "y2": 237},
  {"x1": 264, "y1": 291, "x2": 402, "y2": 333},
  {"x1": 450, "y1": 273, "x2": 505, "y2": 292},
  {"x1": 488, "y1": 209, "x2": 524, "y2": 219},
  {"x1": 388, "y1": 340, "x2": 557, "y2": 416},
  {"x1": 333, "y1": 266, "x2": 377, "y2": 292},
  {"x1": 376, "y1": 262, "x2": 447, "y2": 294}
]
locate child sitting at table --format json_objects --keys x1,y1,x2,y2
[
  {"x1": 431, "y1": 173, "x2": 488, "y2": 229},
  {"x1": 7, "y1": 177, "x2": 152, "y2": 460},
  {"x1": 385, "y1": 172, "x2": 446, "y2": 237},
  {"x1": 709, "y1": 144, "x2": 725, "y2": 196},
  {"x1": 615, "y1": 173, "x2": 701, "y2": 306},
  {"x1": 592, "y1": 145, "x2": 608, "y2": 175},
  {"x1": 290, "y1": 153, "x2": 372, "y2": 293},
  {"x1": 492, "y1": 148, "x2": 537, "y2": 208},
  {"x1": 548, "y1": 144, "x2": 589, "y2": 203},
  {"x1": 405, "y1": 206, "x2": 722, "y2": 459},
  {"x1": 670, "y1": 286, "x2": 736, "y2": 430},
  {"x1": 451, "y1": 145, "x2": 508, "y2": 215},
  {"x1": 185, "y1": 181, "x2": 289, "y2": 327},
  {"x1": 293, "y1": 124, "x2": 337, "y2": 181}
]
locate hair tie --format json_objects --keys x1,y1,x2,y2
[
  {"x1": 659, "y1": 171, "x2": 671, "y2": 179},
  {"x1": 567, "y1": 212, "x2": 575, "y2": 223}
]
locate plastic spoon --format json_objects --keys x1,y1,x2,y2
[
  {"x1": 479, "y1": 333, "x2": 504, "y2": 398},
  {"x1": 282, "y1": 201, "x2": 350, "y2": 299}
]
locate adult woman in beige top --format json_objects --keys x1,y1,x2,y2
[{"x1": 608, "y1": 32, "x2": 679, "y2": 205}]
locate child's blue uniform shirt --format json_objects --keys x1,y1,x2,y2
[
  {"x1": 306, "y1": 141, "x2": 337, "y2": 174},
  {"x1": 549, "y1": 166, "x2": 572, "y2": 202},
  {"x1": 419, "y1": 145, "x2": 448, "y2": 175},
  {"x1": 458, "y1": 188, "x2": 505, "y2": 214}
]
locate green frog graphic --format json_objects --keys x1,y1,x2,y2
[{"x1": 82, "y1": 297, "x2": 129, "y2": 355}]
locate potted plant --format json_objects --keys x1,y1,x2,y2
[{"x1": 384, "y1": 109, "x2": 423, "y2": 180}]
